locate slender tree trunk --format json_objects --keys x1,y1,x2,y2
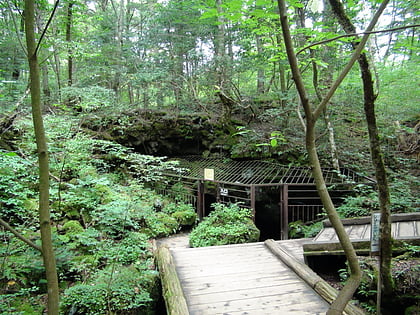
[
  {"x1": 66, "y1": 1, "x2": 74, "y2": 86},
  {"x1": 24, "y1": 1, "x2": 59, "y2": 314},
  {"x1": 41, "y1": 63, "x2": 51, "y2": 108},
  {"x1": 276, "y1": 0, "x2": 388, "y2": 312},
  {"x1": 214, "y1": 0, "x2": 227, "y2": 88},
  {"x1": 256, "y1": 34, "x2": 265, "y2": 94},
  {"x1": 328, "y1": 0, "x2": 393, "y2": 302}
]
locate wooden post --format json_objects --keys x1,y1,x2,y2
[
  {"x1": 197, "y1": 180, "x2": 204, "y2": 220},
  {"x1": 280, "y1": 185, "x2": 289, "y2": 240},
  {"x1": 250, "y1": 185, "x2": 256, "y2": 222},
  {"x1": 155, "y1": 245, "x2": 189, "y2": 315}
]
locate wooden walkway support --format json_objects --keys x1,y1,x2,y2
[{"x1": 156, "y1": 238, "x2": 365, "y2": 315}]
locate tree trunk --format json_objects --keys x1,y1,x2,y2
[
  {"x1": 41, "y1": 63, "x2": 51, "y2": 108},
  {"x1": 66, "y1": 1, "x2": 74, "y2": 86},
  {"x1": 24, "y1": 1, "x2": 60, "y2": 314},
  {"x1": 276, "y1": 0, "x2": 387, "y2": 312},
  {"x1": 256, "y1": 34, "x2": 265, "y2": 94},
  {"x1": 328, "y1": 0, "x2": 393, "y2": 302}
]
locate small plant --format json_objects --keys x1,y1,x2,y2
[
  {"x1": 189, "y1": 203, "x2": 260, "y2": 247},
  {"x1": 337, "y1": 184, "x2": 378, "y2": 218},
  {"x1": 339, "y1": 258, "x2": 378, "y2": 314},
  {"x1": 288, "y1": 220, "x2": 323, "y2": 239}
]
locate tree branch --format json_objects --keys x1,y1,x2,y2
[
  {"x1": 313, "y1": 0, "x2": 390, "y2": 121},
  {"x1": 0, "y1": 217, "x2": 42, "y2": 252},
  {"x1": 34, "y1": 0, "x2": 60, "y2": 56},
  {"x1": 297, "y1": 24, "x2": 420, "y2": 55}
]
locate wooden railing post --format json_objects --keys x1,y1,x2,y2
[{"x1": 280, "y1": 184, "x2": 289, "y2": 240}]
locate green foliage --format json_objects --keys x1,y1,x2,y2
[
  {"x1": 61, "y1": 265, "x2": 158, "y2": 315},
  {"x1": 60, "y1": 86, "x2": 116, "y2": 113},
  {"x1": 339, "y1": 258, "x2": 378, "y2": 313},
  {"x1": 189, "y1": 203, "x2": 260, "y2": 247},
  {"x1": 0, "y1": 287, "x2": 44, "y2": 315},
  {"x1": 337, "y1": 177, "x2": 417, "y2": 219},
  {"x1": 0, "y1": 114, "x2": 193, "y2": 312},
  {"x1": 0, "y1": 151, "x2": 37, "y2": 224},
  {"x1": 396, "y1": 242, "x2": 420, "y2": 259},
  {"x1": 288, "y1": 220, "x2": 323, "y2": 239},
  {"x1": 163, "y1": 202, "x2": 198, "y2": 226},
  {"x1": 231, "y1": 126, "x2": 289, "y2": 158},
  {"x1": 0, "y1": 230, "x2": 44, "y2": 289},
  {"x1": 337, "y1": 192, "x2": 377, "y2": 218},
  {"x1": 95, "y1": 232, "x2": 150, "y2": 266}
]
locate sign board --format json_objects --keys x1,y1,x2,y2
[
  {"x1": 204, "y1": 168, "x2": 214, "y2": 181},
  {"x1": 370, "y1": 212, "x2": 381, "y2": 255},
  {"x1": 220, "y1": 187, "x2": 228, "y2": 196}
]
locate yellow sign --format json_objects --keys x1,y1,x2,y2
[{"x1": 204, "y1": 168, "x2": 214, "y2": 181}]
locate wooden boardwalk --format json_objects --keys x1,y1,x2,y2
[{"x1": 170, "y1": 240, "x2": 330, "y2": 315}]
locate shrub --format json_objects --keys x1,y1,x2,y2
[
  {"x1": 144, "y1": 212, "x2": 179, "y2": 238},
  {"x1": 96, "y1": 232, "x2": 150, "y2": 265},
  {"x1": 163, "y1": 202, "x2": 197, "y2": 227},
  {"x1": 288, "y1": 220, "x2": 323, "y2": 239},
  {"x1": 61, "y1": 265, "x2": 159, "y2": 315},
  {"x1": 189, "y1": 203, "x2": 260, "y2": 247}
]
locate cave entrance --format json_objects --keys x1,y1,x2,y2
[{"x1": 161, "y1": 157, "x2": 375, "y2": 240}]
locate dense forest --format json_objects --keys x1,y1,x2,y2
[{"x1": 0, "y1": 0, "x2": 419, "y2": 314}]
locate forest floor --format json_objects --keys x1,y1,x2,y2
[{"x1": 156, "y1": 232, "x2": 190, "y2": 249}]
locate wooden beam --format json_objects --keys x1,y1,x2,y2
[
  {"x1": 155, "y1": 245, "x2": 189, "y2": 315},
  {"x1": 264, "y1": 239, "x2": 365, "y2": 315}
]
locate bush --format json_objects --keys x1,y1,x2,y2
[
  {"x1": 163, "y1": 202, "x2": 197, "y2": 227},
  {"x1": 61, "y1": 265, "x2": 159, "y2": 315},
  {"x1": 189, "y1": 203, "x2": 260, "y2": 247},
  {"x1": 288, "y1": 220, "x2": 323, "y2": 239}
]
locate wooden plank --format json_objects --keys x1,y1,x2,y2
[
  {"x1": 180, "y1": 276, "x2": 302, "y2": 295},
  {"x1": 398, "y1": 221, "x2": 415, "y2": 237},
  {"x1": 181, "y1": 274, "x2": 296, "y2": 293},
  {"x1": 185, "y1": 282, "x2": 321, "y2": 305},
  {"x1": 173, "y1": 241, "x2": 264, "y2": 252},
  {"x1": 172, "y1": 247, "x2": 270, "y2": 263},
  {"x1": 221, "y1": 304, "x2": 327, "y2": 315},
  {"x1": 348, "y1": 224, "x2": 367, "y2": 239},
  {"x1": 174, "y1": 263, "x2": 289, "y2": 279},
  {"x1": 173, "y1": 253, "x2": 280, "y2": 269},
  {"x1": 187, "y1": 294, "x2": 328, "y2": 315},
  {"x1": 392, "y1": 222, "x2": 399, "y2": 238},
  {"x1": 273, "y1": 239, "x2": 308, "y2": 262}
]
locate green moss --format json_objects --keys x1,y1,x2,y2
[
  {"x1": 62, "y1": 220, "x2": 84, "y2": 235},
  {"x1": 171, "y1": 210, "x2": 197, "y2": 226}
]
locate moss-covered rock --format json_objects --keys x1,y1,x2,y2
[{"x1": 81, "y1": 109, "x2": 237, "y2": 157}]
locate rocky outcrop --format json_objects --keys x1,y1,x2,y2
[{"x1": 81, "y1": 109, "x2": 238, "y2": 157}]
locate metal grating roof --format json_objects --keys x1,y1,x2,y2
[{"x1": 168, "y1": 156, "x2": 375, "y2": 186}]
